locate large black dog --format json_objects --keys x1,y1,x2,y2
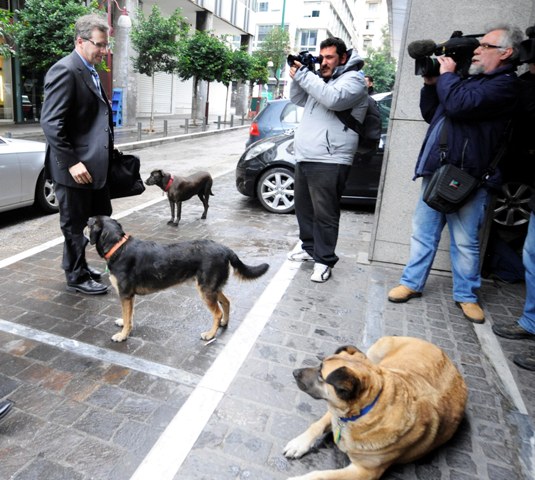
[
  {"x1": 86, "y1": 216, "x2": 269, "y2": 342},
  {"x1": 145, "y1": 169, "x2": 213, "y2": 226}
]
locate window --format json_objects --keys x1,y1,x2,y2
[
  {"x1": 258, "y1": 2, "x2": 268, "y2": 12},
  {"x1": 257, "y1": 25, "x2": 276, "y2": 42},
  {"x1": 363, "y1": 39, "x2": 372, "y2": 51},
  {"x1": 311, "y1": 10, "x2": 320, "y2": 17},
  {"x1": 366, "y1": 21, "x2": 374, "y2": 30},
  {"x1": 299, "y1": 30, "x2": 318, "y2": 52},
  {"x1": 368, "y1": 3, "x2": 378, "y2": 13},
  {"x1": 281, "y1": 104, "x2": 304, "y2": 124}
]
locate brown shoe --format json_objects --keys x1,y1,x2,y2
[
  {"x1": 387, "y1": 285, "x2": 422, "y2": 303},
  {"x1": 456, "y1": 302, "x2": 485, "y2": 324}
]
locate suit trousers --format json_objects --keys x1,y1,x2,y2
[
  {"x1": 54, "y1": 183, "x2": 112, "y2": 284},
  {"x1": 294, "y1": 161, "x2": 351, "y2": 267}
]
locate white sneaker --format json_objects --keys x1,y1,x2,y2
[
  {"x1": 287, "y1": 250, "x2": 314, "y2": 262},
  {"x1": 311, "y1": 263, "x2": 331, "y2": 283}
]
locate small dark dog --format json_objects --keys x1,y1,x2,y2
[
  {"x1": 145, "y1": 169, "x2": 213, "y2": 226},
  {"x1": 86, "y1": 216, "x2": 269, "y2": 342}
]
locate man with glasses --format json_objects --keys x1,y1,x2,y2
[
  {"x1": 387, "y1": 24, "x2": 523, "y2": 324},
  {"x1": 41, "y1": 13, "x2": 113, "y2": 295}
]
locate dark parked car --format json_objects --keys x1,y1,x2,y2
[
  {"x1": 246, "y1": 99, "x2": 303, "y2": 147},
  {"x1": 22, "y1": 95, "x2": 34, "y2": 120},
  {"x1": 237, "y1": 93, "x2": 392, "y2": 213}
]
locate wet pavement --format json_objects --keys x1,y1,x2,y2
[{"x1": 0, "y1": 125, "x2": 533, "y2": 479}]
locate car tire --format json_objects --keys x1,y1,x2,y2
[
  {"x1": 493, "y1": 181, "x2": 533, "y2": 228},
  {"x1": 256, "y1": 167, "x2": 295, "y2": 214},
  {"x1": 35, "y1": 171, "x2": 59, "y2": 214}
]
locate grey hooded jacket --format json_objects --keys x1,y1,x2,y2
[{"x1": 290, "y1": 50, "x2": 368, "y2": 165}]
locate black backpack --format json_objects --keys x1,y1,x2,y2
[{"x1": 336, "y1": 95, "x2": 382, "y2": 152}]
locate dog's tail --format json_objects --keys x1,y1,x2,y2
[{"x1": 229, "y1": 251, "x2": 269, "y2": 280}]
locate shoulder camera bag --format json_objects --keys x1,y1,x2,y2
[{"x1": 423, "y1": 121, "x2": 508, "y2": 214}]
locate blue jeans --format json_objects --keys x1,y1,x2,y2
[
  {"x1": 519, "y1": 212, "x2": 535, "y2": 334},
  {"x1": 294, "y1": 162, "x2": 350, "y2": 267},
  {"x1": 400, "y1": 177, "x2": 490, "y2": 303}
]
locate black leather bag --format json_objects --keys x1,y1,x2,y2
[
  {"x1": 108, "y1": 149, "x2": 145, "y2": 199},
  {"x1": 423, "y1": 163, "x2": 480, "y2": 214},
  {"x1": 423, "y1": 120, "x2": 509, "y2": 214}
]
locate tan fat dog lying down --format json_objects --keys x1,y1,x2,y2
[{"x1": 284, "y1": 336, "x2": 467, "y2": 480}]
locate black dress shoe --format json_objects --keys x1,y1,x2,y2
[
  {"x1": 492, "y1": 323, "x2": 535, "y2": 340},
  {"x1": 0, "y1": 400, "x2": 13, "y2": 420},
  {"x1": 66, "y1": 279, "x2": 108, "y2": 295},
  {"x1": 86, "y1": 265, "x2": 103, "y2": 281},
  {"x1": 513, "y1": 352, "x2": 535, "y2": 371}
]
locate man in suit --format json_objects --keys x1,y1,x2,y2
[{"x1": 41, "y1": 13, "x2": 114, "y2": 295}]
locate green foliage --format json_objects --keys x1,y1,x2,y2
[
  {"x1": 176, "y1": 30, "x2": 231, "y2": 84},
  {"x1": 0, "y1": 9, "x2": 15, "y2": 58},
  {"x1": 130, "y1": 5, "x2": 189, "y2": 77},
  {"x1": 362, "y1": 27, "x2": 397, "y2": 93},
  {"x1": 225, "y1": 47, "x2": 252, "y2": 85},
  {"x1": 256, "y1": 26, "x2": 290, "y2": 80},
  {"x1": 13, "y1": 0, "x2": 94, "y2": 72},
  {"x1": 248, "y1": 50, "x2": 269, "y2": 85}
]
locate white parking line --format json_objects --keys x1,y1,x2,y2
[
  {"x1": 130, "y1": 251, "x2": 301, "y2": 480},
  {"x1": 0, "y1": 319, "x2": 201, "y2": 386}
]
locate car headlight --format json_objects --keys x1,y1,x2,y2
[{"x1": 244, "y1": 141, "x2": 276, "y2": 161}]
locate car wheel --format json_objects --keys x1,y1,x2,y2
[
  {"x1": 35, "y1": 171, "x2": 59, "y2": 214},
  {"x1": 493, "y1": 181, "x2": 533, "y2": 228},
  {"x1": 256, "y1": 167, "x2": 295, "y2": 214}
]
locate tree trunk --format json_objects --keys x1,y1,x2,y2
[
  {"x1": 149, "y1": 75, "x2": 155, "y2": 132},
  {"x1": 224, "y1": 84, "x2": 229, "y2": 124}
]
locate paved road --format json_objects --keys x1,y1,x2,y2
[{"x1": 0, "y1": 128, "x2": 248, "y2": 260}]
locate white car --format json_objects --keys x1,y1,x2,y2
[{"x1": 0, "y1": 136, "x2": 58, "y2": 214}]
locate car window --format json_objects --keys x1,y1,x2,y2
[
  {"x1": 280, "y1": 103, "x2": 303, "y2": 124},
  {"x1": 377, "y1": 95, "x2": 392, "y2": 132}
]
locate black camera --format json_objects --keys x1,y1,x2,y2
[
  {"x1": 519, "y1": 26, "x2": 535, "y2": 64},
  {"x1": 287, "y1": 51, "x2": 323, "y2": 72},
  {"x1": 407, "y1": 31, "x2": 481, "y2": 78}
]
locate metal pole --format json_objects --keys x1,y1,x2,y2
[
  {"x1": 137, "y1": 122, "x2": 142, "y2": 141},
  {"x1": 185, "y1": 118, "x2": 189, "y2": 134},
  {"x1": 230, "y1": 114, "x2": 234, "y2": 128},
  {"x1": 163, "y1": 119, "x2": 168, "y2": 137},
  {"x1": 217, "y1": 116, "x2": 221, "y2": 130}
]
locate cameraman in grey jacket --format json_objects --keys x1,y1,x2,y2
[{"x1": 287, "y1": 37, "x2": 368, "y2": 282}]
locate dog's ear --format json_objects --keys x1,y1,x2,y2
[
  {"x1": 88, "y1": 217, "x2": 102, "y2": 245},
  {"x1": 335, "y1": 345, "x2": 363, "y2": 356},
  {"x1": 326, "y1": 366, "x2": 361, "y2": 402}
]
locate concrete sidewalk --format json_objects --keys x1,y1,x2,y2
[{"x1": 0, "y1": 129, "x2": 533, "y2": 479}]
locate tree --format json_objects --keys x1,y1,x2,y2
[
  {"x1": 256, "y1": 26, "x2": 290, "y2": 97},
  {"x1": 130, "y1": 5, "x2": 189, "y2": 131},
  {"x1": 221, "y1": 47, "x2": 252, "y2": 123},
  {"x1": 13, "y1": 0, "x2": 93, "y2": 73},
  {"x1": 0, "y1": 9, "x2": 15, "y2": 59},
  {"x1": 362, "y1": 26, "x2": 397, "y2": 94},
  {"x1": 176, "y1": 30, "x2": 231, "y2": 124},
  {"x1": 248, "y1": 51, "x2": 269, "y2": 96}
]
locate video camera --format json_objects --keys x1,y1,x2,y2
[
  {"x1": 407, "y1": 31, "x2": 481, "y2": 78},
  {"x1": 287, "y1": 51, "x2": 323, "y2": 72},
  {"x1": 519, "y1": 26, "x2": 535, "y2": 64}
]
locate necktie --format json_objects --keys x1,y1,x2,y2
[{"x1": 90, "y1": 68, "x2": 102, "y2": 96}]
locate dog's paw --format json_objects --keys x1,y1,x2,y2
[
  {"x1": 200, "y1": 330, "x2": 216, "y2": 341},
  {"x1": 114, "y1": 318, "x2": 124, "y2": 327},
  {"x1": 283, "y1": 433, "x2": 315, "y2": 459},
  {"x1": 200, "y1": 214, "x2": 207, "y2": 219},
  {"x1": 167, "y1": 220, "x2": 178, "y2": 226},
  {"x1": 111, "y1": 332, "x2": 128, "y2": 342}
]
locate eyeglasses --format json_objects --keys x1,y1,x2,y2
[
  {"x1": 479, "y1": 42, "x2": 505, "y2": 50},
  {"x1": 84, "y1": 38, "x2": 110, "y2": 50}
]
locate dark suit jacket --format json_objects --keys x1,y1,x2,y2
[{"x1": 41, "y1": 51, "x2": 113, "y2": 189}]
